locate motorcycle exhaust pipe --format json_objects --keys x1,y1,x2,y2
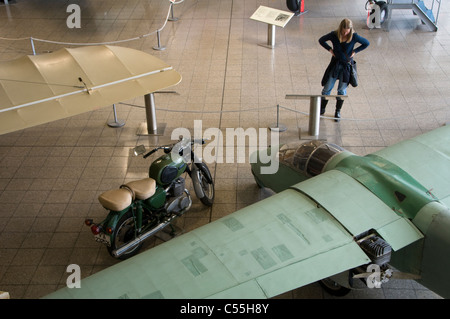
[
  {"x1": 112, "y1": 190, "x2": 192, "y2": 258},
  {"x1": 111, "y1": 216, "x2": 176, "y2": 258}
]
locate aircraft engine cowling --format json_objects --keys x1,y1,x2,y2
[{"x1": 251, "y1": 141, "x2": 351, "y2": 193}]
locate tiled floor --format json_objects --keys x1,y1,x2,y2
[{"x1": 0, "y1": 0, "x2": 448, "y2": 299}]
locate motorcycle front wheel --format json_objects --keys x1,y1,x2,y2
[
  {"x1": 195, "y1": 162, "x2": 214, "y2": 207},
  {"x1": 107, "y1": 210, "x2": 143, "y2": 260}
]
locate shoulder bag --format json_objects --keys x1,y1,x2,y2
[{"x1": 345, "y1": 53, "x2": 358, "y2": 87}]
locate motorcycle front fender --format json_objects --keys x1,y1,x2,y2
[
  {"x1": 191, "y1": 162, "x2": 212, "y2": 199},
  {"x1": 195, "y1": 162, "x2": 213, "y2": 183}
]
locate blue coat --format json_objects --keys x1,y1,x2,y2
[{"x1": 319, "y1": 31, "x2": 369, "y2": 85}]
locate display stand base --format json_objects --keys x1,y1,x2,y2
[{"x1": 137, "y1": 122, "x2": 166, "y2": 136}]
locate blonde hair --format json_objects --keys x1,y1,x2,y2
[{"x1": 336, "y1": 18, "x2": 354, "y2": 43}]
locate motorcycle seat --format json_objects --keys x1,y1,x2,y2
[
  {"x1": 98, "y1": 188, "x2": 133, "y2": 211},
  {"x1": 124, "y1": 178, "x2": 156, "y2": 200}
]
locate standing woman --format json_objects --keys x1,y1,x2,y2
[{"x1": 319, "y1": 18, "x2": 369, "y2": 121}]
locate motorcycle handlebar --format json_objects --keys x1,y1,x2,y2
[
  {"x1": 142, "y1": 138, "x2": 206, "y2": 159},
  {"x1": 143, "y1": 148, "x2": 158, "y2": 159},
  {"x1": 192, "y1": 138, "x2": 206, "y2": 145}
]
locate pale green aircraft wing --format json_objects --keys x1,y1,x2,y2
[
  {"x1": 45, "y1": 125, "x2": 448, "y2": 299},
  {"x1": 45, "y1": 188, "x2": 372, "y2": 299},
  {"x1": 373, "y1": 125, "x2": 450, "y2": 206},
  {"x1": 291, "y1": 170, "x2": 424, "y2": 252}
]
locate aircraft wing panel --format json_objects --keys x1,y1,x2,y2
[
  {"x1": 46, "y1": 230, "x2": 240, "y2": 299},
  {"x1": 208, "y1": 280, "x2": 268, "y2": 299},
  {"x1": 251, "y1": 240, "x2": 367, "y2": 298},
  {"x1": 192, "y1": 189, "x2": 369, "y2": 284},
  {"x1": 45, "y1": 189, "x2": 371, "y2": 299},
  {"x1": 210, "y1": 240, "x2": 367, "y2": 299},
  {"x1": 376, "y1": 217, "x2": 424, "y2": 251},
  {"x1": 291, "y1": 170, "x2": 423, "y2": 250},
  {"x1": 291, "y1": 170, "x2": 398, "y2": 235},
  {"x1": 374, "y1": 125, "x2": 450, "y2": 202},
  {"x1": 0, "y1": 45, "x2": 181, "y2": 135}
]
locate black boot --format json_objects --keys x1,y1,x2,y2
[
  {"x1": 320, "y1": 98, "x2": 328, "y2": 115},
  {"x1": 335, "y1": 99, "x2": 344, "y2": 122}
]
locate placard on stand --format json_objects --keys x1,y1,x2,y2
[{"x1": 250, "y1": 6, "x2": 294, "y2": 48}]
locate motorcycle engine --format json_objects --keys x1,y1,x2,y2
[
  {"x1": 166, "y1": 178, "x2": 191, "y2": 214},
  {"x1": 172, "y1": 177, "x2": 185, "y2": 197}
]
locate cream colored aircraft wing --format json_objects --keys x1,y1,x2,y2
[{"x1": 0, "y1": 45, "x2": 181, "y2": 135}]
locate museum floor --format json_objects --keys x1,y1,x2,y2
[{"x1": 0, "y1": 0, "x2": 448, "y2": 299}]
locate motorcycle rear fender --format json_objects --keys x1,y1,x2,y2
[{"x1": 98, "y1": 207, "x2": 131, "y2": 233}]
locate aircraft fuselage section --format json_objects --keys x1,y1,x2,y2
[{"x1": 333, "y1": 154, "x2": 436, "y2": 220}]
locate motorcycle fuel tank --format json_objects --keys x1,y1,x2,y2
[{"x1": 149, "y1": 153, "x2": 186, "y2": 186}]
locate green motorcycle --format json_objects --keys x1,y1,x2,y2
[{"x1": 85, "y1": 138, "x2": 214, "y2": 259}]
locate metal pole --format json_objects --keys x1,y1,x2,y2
[
  {"x1": 168, "y1": 4, "x2": 179, "y2": 21},
  {"x1": 107, "y1": 104, "x2": 125, "y2": 128},
  {"x1": 30, "y1": 38, "x2": 36, "y2": 55},
  {"x1": 267, "y1": 24, "x2": 276, "y2": 47},
  {"x1": 144, "y1": 93, "x2": 158, "y2": 135},
  {"x1": 308, "y1": 96, "x2": 321, "y2": 136},
  {"x1": 269, "y1": 104, "x2": 287, "y2": 132},
  {"x1": 153, "y1": 30, "x2": 166, "y2": 51}
]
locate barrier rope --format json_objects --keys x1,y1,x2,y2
[
  {"x1": 0, "y1": 0, "x2": 186, "y2": 50},
  {"x1": 119, "y1": 101, "x2": 274, "y2": 113},
  {"x1": 120, "y1": 101, "x2": 446, "y2": 123},
  {"x1": 277, "y1": 104, "x2": 446, "y2": 122}
]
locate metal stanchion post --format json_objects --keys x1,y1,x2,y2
[
  {"x1": 144, "y1": 93, "x2": 158, "y2": 135},
  {"x1": 30, "y1": 38, "x2": 36, "y2": 55},
  {"x1": 153, "y1": 30, "x2": 166, "y2": 51},
  {"x1": 107, "y1": 104, "x2": 125, "y2": 128},
  {"x1": 308, "y1": 96, "x2": 321, "y2": 136},
  {"x1": 168, "y1": 4, "x2": 179, "y2": 21},
  {"x1": 267, "y1": 24, "x2": 276, "y2": 47},
  {"x1": 137, "y1": 92, "x2": 175, "y2": 136},
  {"x1": 285, "y1": 94, "x2": 347, "y2": 139},
  {"x1": 269, "y1": 104, "x2": 287, "y2": 132}
]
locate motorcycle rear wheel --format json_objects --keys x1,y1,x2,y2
[{"x1": 107, "y1": 210, "x2": 143, "y2": 260}]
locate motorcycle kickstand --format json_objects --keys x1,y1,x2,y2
[{"x1": 168, "y1": 224, "x2": 176, "y2": 237}]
